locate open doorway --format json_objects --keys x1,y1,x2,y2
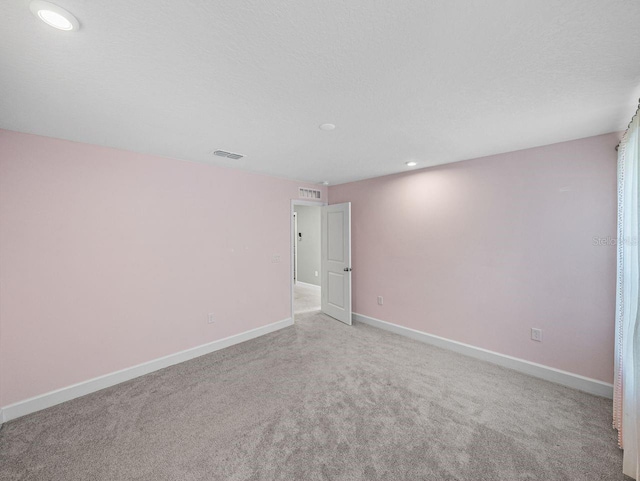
[
  {"x1": 292, "y1": 203, "x2": 322, "y2": 317},
  {"x1": 290, "y1": 199, "x2": 352, "y2": 325}
]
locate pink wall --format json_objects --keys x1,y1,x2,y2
[
  {"x1": 0, "y1": 130, "x2": 326, "y2": 407},
  {"x1": 0, "y1": 129, "x2": 618, "y2": 408},
  {"x1": 330, "y1": 133, "x2": 618, "y2": 383}
]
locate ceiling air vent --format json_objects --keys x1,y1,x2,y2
[
  {"x1": 213, "y1": 150, "x2": 244, "y2": 160},
  {"x1": 299, "y1": 188, "x2": 322, "y2": 200}
]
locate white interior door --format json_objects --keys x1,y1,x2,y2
[{"x1": 321, "y1": 202, "x2": 352, "y2": 325}]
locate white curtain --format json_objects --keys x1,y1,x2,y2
[{"x1": 615, "y1": 104, "x2": 640, "y2": 480}]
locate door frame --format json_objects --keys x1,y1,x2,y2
[
  {"x1": 291, "y1": 199, "x2": 326, "y2": 321},
  {"x1": 293, "y1": 211, "x2": 298, "y2": 283}
]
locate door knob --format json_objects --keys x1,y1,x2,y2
[{"x1": 343, "y1": 267, "x2": 352, "y2": 272}]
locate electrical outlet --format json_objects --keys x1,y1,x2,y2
[
  {"x1": 377, "y1": 296, "x2": 383, "y2": 305},
  {"x1": 208, "y1": 313, "x2": 215, "y2": 324},
  {"x1": 314, "y1": 271, "x2": 318, "y2": 277},
  {"x1": 531, "y1": 328, "x2": 542, "y2": 342},
  {"x1": 271, "y1": 255, "x2": 280, "y2": 263}
]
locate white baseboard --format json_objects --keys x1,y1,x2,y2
[
  {"x1": 295, "y1": 280, "x2": 321, "y2": 289},
  {"x1": 353, "y1": 313, "x2": 613, "y2": 399},
  {"x1": 0, "y1": 317, "x2": 293, "y2": 423}
]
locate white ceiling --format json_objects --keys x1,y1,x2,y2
[{"x1": 2, "y1": 1, "x2": 640, "y2": 185}]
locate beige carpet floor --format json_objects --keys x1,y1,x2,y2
[{"x1": 0, "y1": 312, "x2": 626, "y2": 480}]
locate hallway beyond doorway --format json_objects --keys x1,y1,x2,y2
[{"x1": 294, "y1": 282, "x2": 320, "y2": 314}]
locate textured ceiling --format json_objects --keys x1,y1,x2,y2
[{"x1": 2, "y1": 1, "x2": 640, "y2": 184}]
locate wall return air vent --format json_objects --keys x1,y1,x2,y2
[
  {"x1": 299, "y1": 188, "x2": 322, "y2": 200},
  {"x1": 213, "y1": 150, "x2": 244, "y2": 160}
]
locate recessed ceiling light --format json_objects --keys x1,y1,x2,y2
[
  {"x1": 319, "y1": 123, "x2": 336, "y2": 131},
  {"x1": 406, "y1": 161, "x2": 418, "y2": 167},
  {"x1": 30, "y1": 1, "x2": 79, "y2": 31},
  {"x1": 320, "y1": 181, "x2": 330, "y2": 186}
]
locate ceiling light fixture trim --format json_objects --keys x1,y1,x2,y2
[{"x1": 30, "y1": 1, "x2": 79, "y2": 31}]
